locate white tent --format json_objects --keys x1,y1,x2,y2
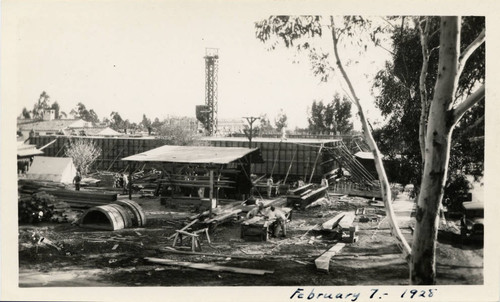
[
  {"x1": 96, "y1": 127, "x2": 123, "y2": 137},
  {"x1": 26, "y1": 156, "x2": 77, "y2": 183}
]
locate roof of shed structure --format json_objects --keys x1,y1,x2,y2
[
  {"x1": 122, "y1": 145, "x2": 263, "y2": 164},
  {"x1": 17, "y1": 142, "x2": 44, "y2": 157}
]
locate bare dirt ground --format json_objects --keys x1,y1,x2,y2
[{"x1": 18, "y1": 192, "x2": 483, "y2": 287}]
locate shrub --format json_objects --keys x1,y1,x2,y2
[{"x1": 65, "y1": 138, "x2": 101, "y2": 175}]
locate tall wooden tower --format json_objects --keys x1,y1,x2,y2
[{"x1": 204, "y1": 48, "x2": 219, "y2": 135}]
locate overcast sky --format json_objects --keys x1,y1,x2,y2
[{"x1": 8, "y1": 1, "x2": 392, "y2": 129}]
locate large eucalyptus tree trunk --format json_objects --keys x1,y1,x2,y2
[{"x1": 410, "y1": 17, "x2": 459, "y2": 285}]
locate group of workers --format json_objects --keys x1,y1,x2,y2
[{"x1": 246, "y1": 201, "x2": 287, "y2": 238}]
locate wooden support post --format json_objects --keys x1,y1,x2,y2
[
  {"x1": 128, "y1": 163, "x2": 133, "y2": 200},
  {"x1": 309, "y1": 144, "x2": 324, "y2": 183},
  {"x1": 209, "y1": 169, "x2": 214, "y2": 217}
]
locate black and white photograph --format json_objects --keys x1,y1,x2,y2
[{"x1": 1, "y1": 0, "x2": 499, "y2": 301}]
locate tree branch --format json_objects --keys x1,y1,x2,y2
[
  {"x1": 451, "y1": 84, "x2": 485, "y2": 126},
  {"x1": 458, "y1": 28, "x2": 485, "y2": 76},
  {"x1": 379, "y1": 17, "x2": 397, "y2": 29},
  {"x1": 329, "y1": 16, "x2": 412, "y2": 259}
]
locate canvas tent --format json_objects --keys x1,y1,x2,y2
[
  {"x1": 96, "y1": 127, "x2": 123, "y2": 137},
  {"x1": 26, "y1": 156, "x2": 77, "y2": 183}
]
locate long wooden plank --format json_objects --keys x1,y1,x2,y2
[
  {"x1": 313, "y1": 212, "x2": 346, "y2": 231},
  {"x1": 204, "y1": 209, "x2": 242, "y2": 224},
  {"x1": 160, "y1": 246, "x2": 290, "y2": 260},
  {"x1": 145, "y1": 257, "x2": 274, "y2": 275},
  {"x1": 337, "y1": 212, "x2": 356, "y2": 229},
  {"x1": 314, "y1": 243, "x2": 346, "y2": 273}
]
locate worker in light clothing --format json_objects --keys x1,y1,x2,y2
[
  {"x1": 297, "y1": 178, "x2": 305, "y2": 188},
  {"x1": 122, "y1": 174, "x2": 129, "y2": 194},
  {"x1": 321, "y1": 176, "x2": 329, "y2": 187},
  {"x1": 246, "y1": 201, "x2": 267, "y2": 219},
  {"x1": 266, "y1": 177, "x2": 274, "y2": 198},
  {"x1": 268, "y1": 206, "x2": 287, "y2": 238}
]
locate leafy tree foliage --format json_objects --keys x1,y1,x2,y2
[
  {"x1": 274, "y1": 109, "x2": 288, "y2": 132},
  {"x1": 151, "y1": 117, "x2": 162, "y2": 131},
  {"x1": 257, "y1": 114, "x2": 274, "y2": 134},
  {"x1": 158, "y1": 123, "x2": 197, "y2": 146},
  {"x1": 32, "y1": 91, "x2": 51, "y2": 119},
  {"x1": 141, "y1": 114, "x2": 152, "y2": 133},
  {"x1": 75, "y1": 102, "x2": 100, "y2": 123},
  {"x1": 21, "y1": 107, "x2": 31, "y2": 119},
  {"x1": 308, "y1": 94, "x2": 353, "y2": 134},
  {"x1": 109, "y1": 111, "x2": 125, "y2": 131},
  {"x1": 372, "y1": 17, "x2": 485, "y2": 190}
]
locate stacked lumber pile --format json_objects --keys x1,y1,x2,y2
[
  {"x1": 42, "y1": 189, "x2": 117, "y2": 209},
  {"x1": 128, "y1": 169, "x2": 162, "y2": 191},
  {"x1": 18, "y1": 179, "x2": 68, "y2": 194},
  {"x1": 162, "y1": 197, "x2": 212, "y2": 212},
  {"x1": 286, "y1": 184, "x2": 327, "y2": 210},
  {"x1": 158, "y1": 174, "x2": 236, "y2": 189},
  {"x1": 18, "y1": 179, "x2": 118, "y2": 209},
  {"x1": 88, "y1": 171, "x2": 117, "y2": 187},
  {"x1": 187, "y1": 197, "x2": 289, "y2": 229}
]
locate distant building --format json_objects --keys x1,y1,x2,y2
[
  {"x1": 217, "y1": 118, "x2": 246, "y2": 136},
  {"x1": 17, "y1": 109, "x2": 105, "y2": 138}
]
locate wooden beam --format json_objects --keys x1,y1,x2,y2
[
  {"x1": 314, "y1": 243, "x2": 346, "y2": 273},
  {"x1": 145, "y1": 257, "x2": 274, "y2": 275}
]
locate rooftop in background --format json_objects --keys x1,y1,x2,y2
[
  {"x1": 17, "y1": 118, "x2": 103, "y2": 132},
  {"x1": 17, "y1": 142, "x2": 44, "y2": 157},
  {"x1": 199, "y1": 137, "x2": 341, "y2": 144},
  {"x1": 122, "y1": 145, "x2": 263, "y2": 164},
  {"x1": 17, "y1": 119, "x2": 84, "y2": 131}
]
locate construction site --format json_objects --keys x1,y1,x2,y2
[{"x1": 16, "y1": 48, "x2": 484, "y2": 288}]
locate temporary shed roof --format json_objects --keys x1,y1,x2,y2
[
  {"x1": 26, "y1": 156, "x2": 77, "y2": 183},
  {"x1": 122, "y1": 145, "x2": 263, "y2": 164}
]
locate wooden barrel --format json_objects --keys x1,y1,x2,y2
[
  {"x1": 107, "y1": 204, "x2": 133, "y2": 228},
  {"x1": 114, "y1": 199, "x2": 147, "y2": 227},
  {"x1": 80, "y1": 205, "x2": 126, "y2": 231}
]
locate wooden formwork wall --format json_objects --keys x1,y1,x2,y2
[
  {"x1": 29, "y1": 136, "x2": 164, "y2": 172},
  {"x1": 208, "y1": 140, "x2": 340, "y2": 182}
]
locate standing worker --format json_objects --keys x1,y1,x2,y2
[
  {"x1": 267, "y1": 177, "x2": 274, "y2": 198},
  {"x1": 122, "y1": 173, "x2": 129, "y2": 194},
  {"x1": 321, "y1": 176, "x2": 329, "y2": 187},
  {"x1": 73, "y1": 171, "x2": 82, "y2": 191},
  {"x1": 297, "y1": 178, "x2": 305, "y2": 188}
]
